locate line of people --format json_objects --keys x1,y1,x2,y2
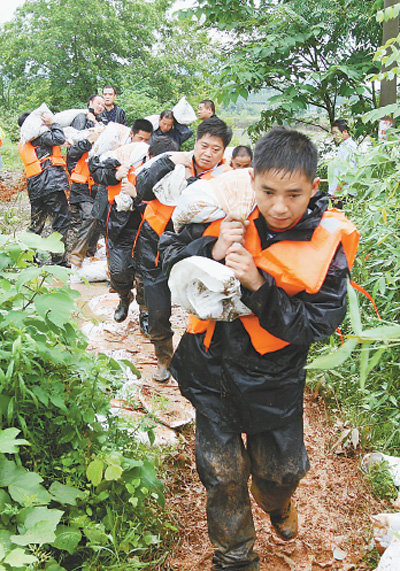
[{"x1": 18, "y1": 87, "x2": 250, "y2": 382}]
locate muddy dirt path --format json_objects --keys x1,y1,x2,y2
[{"x1": 73, "y1": 281, "x2": 385, "y2": 571}]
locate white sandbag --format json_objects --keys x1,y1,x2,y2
[
  {"x1": 53, "y1": 108, "x2": 88, "y2": 128},
  {"x1": 362, "y1": 453, "x2": 400, "y2": 487},
  {"x1": 153, "y1": 163, "x2": 187, "y2": 205},
  {"x1": 63, "y1": 126, "x2": 95, "y2": 145},
  {"x1": 89, "y1": 122, "x2": 132, "y2": 157},
  {"x1": 173, "y1": 167, "x2": 256, "y2": 231},
  {"x1": 372, "y1": 513, "x2": 400, "y2": 553},
  {"x1": 224, "y1": 146, "x2": 234, "y2": 161},
  {"x1": 375, "y1": 538, "x2": 400, "y2": 570},
  {"x1": 145, "y1": 114, "x2": 160, "y2": 131},
  {"x1": 69, "y1": 258, "x2": 108, "y2": 284},
  {"x1": 100, "y1": 141, "x2": 149, "y2": 168},
  {"x1": 173, "y1": 96, "x2": 197, "y2": 125},
  {"x1": 169, "y1": 256, "x2": 252, "y2": 321},
  {"x1": 20, "y1": 103, "x2": 53, "y2": 145}
]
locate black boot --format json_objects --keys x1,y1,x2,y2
[
  {"x1": 153, "y1": 337, "x2": 173, "y2": 383},
  {"x1": 139, "y1": 309, "x2": 150, "y2": 337},
  {"x1": 114, "y1": 292, "x2": 134, "y2": 323}
]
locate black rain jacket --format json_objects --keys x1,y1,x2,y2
[
  {"x1": 25, "y1": 123, "x2": 69, "y2": 201},
  {"x1": 159, "y1": 191, "x2": 350, "y2": 434},
  {"x1": 97, "y1": 105, "x2": 129, "y2": 127}
]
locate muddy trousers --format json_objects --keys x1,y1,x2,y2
[
  {"x1": 142, "y1": 272, "x2": 173, "y2": 364},
  {"x1": 195, "y1": 412, "x2": 310, "y2": 571},
  {"x1": 108, "y1": 241, "x2": 136, "y2": 298},
  {"x1": 29, "y1": 190, "x2": 70, "y2": 237},
  {"x1": 69, "y1": 201, "x2": 101, "y2": 265}
]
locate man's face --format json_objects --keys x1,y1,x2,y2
[
  {"x1": 198, "y1": 103, "x2": 213, "y2": 120},
  {"x1": 332, "y1": 126, "x2": 347, "y2": 144},
  {"x1": 90, "y1": 96, "x2": 105, "y2": 116},
  {"x1": 231, "y1": 154, "x2": 252, "y2": 169},
  {"x1": 131, "y1": 129, "x2": 152, "y2": 143},
  {"x1": 251, "y1": 168, "x2": 319, "y2": 231},
  {"x1": 102, "y1": 88, "x2": 116, "y2": 107},
  {"x1": 194, "y1": 134, "x2": 225, "y2": 173},
  {"x1": 159, "y1": 117, "x2": 174, "y2": 133}
]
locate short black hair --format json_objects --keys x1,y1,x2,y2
[
  {"x1": 199, "y1": 99, "x2": 215, "y2": 114},
  {"x1": 88, "y1": 94, "x2": 104, "y2": 106},
  {"x1": 232, "y1": 145, "x2": 253, "y2": 160},
  {"x1": 332, "y1": 119, "x2": 350, "y2": 133},
  {"x1": 196, "y1": 117, "x2": 232, "y2": 149},
  {"x1": 132, "y1": 119, "x2": 153, "y2": 135},
  {"x1": 149, "y1": 135, "x2": 179, "y2": 157},
  {"x1": 160, "y1": 109, "x2": 174, "y2": 120},
  {"x1": 103, "y1": 85, "x2": 117, "y2": 94},
  {"x1": 18, "y1": 112, "x2": 31, "y2": 127},
  {"x1": 253, "y1": 127, "x2": 318, "y2": 182}
]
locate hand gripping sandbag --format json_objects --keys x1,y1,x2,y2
[
  {"x1": 134, "y1": 152, "x2": 188, "y2": 205},
  {"x1": 20, "y1": 103, "x2": 53, "y2": 145},
  {"x1": 173, "y1": 167, "x2": 256, "y2": 231},
  {"x1": 168, "y1": 256, "x2": 252, "y2": 321},
  {"x1": 172, "y1": 96, "x2": 197, "y2": 125},
  {"x1": 101, "y1": 141, "x2": 149, "y2": 168},
  {"x1": 89, "y1": 122, "x2": 131, "y2": 157}
]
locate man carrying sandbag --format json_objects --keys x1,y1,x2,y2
[{"x1": 18, "y1": 111, "x2": 70, "y2": 264}]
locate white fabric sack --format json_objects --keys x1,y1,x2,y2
[
  {"x1": 152, "y1": 163, "x2": 187, "y2": 205},
  {"x1": 173, "y1": 167, "x2": 256, "y2": 231},
  {"x1": 375, "y1": 538, "x2": 400, "y2": 571},
  {"x1": 89, "y1": 122, "x2": 131, "y2": 157},
  {"x1": 53, "y1": 108, "x2": 88, "y2": 128},
  {"x1": 372, "y1": 513, "x2": 400, "y2": 553},
  {"x1": 20, "y1": 103, "x2": 53, "y2": 145},
  {"x1": 145, "y1": 114, "x2": 160, "y2": 131},
  {"x1": 172, "y1": 96, "x2": 197, "y2": 125},
  {"x1": 63, "y1": 126, "x2": 95, "y2": 145},
  {"x1": 169, "y1": 256, "x2": 252, "y2": 321},
  {"x1": 100, "y1": 141, "x2": 149, "y2": 168}
]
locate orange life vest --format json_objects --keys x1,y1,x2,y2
[
  {"x1": 107, "y1": 167, "x2": 137, "y2": 205},
  {"x1": 187, "y1": 208, "x2": 359, "y2": 354},
  {"x1": 18, "y1": 140, "x2": 66, "y2": 178},
  {"x1": 70, "y1": 153, "x2": 94, "y2": 191}
]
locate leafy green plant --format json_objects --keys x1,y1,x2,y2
[{"x1": 0, "y1": 232, "x2": 176, "y2": 569}]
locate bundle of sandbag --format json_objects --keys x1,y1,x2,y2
[
  {"x1": 168, "y1": 168, "x2": 256, "y2": 321},
  {"x1": 19, "y1": 103, "x2": 88, "y2": 145}
]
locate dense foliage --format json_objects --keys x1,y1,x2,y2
[
  {"x1": 308, "y1": 129, "x2": 400, "y2": 454},
  {"x1": 184, "y1": 0, "x2": 382, "y2": 135},
  {"x1": 0, "y1": 0, "x2": 218, "y2": 129},
  {"x1": 0, "y1": 232, "x2": 174, "y2": 570}
]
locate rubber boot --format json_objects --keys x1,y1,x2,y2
[
  {"x1": 114, "y1": 292, "x2": 134, "y2": 323},
  {"x1": 139, "y1": 309, "x2": 150, "y2": 338},
  {"x1": 269, "y1": 501, "x2": 298, "y2": 541},
  {"x1": 153, "y1": 337, "x2": 173, "y2": 383}
]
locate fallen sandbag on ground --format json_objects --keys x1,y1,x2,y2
[
  {"x1": 169, "y1": 255, "x2": 252, "y2": 321},
  {"x1": 374, "y1": 538, "x2": 400, "y2": 571},
  {"x1": 372, "y1": 512, "x2": 400, "y2": 554},
  {"x1": 89, "y1": 121, "x2": 132, "y2": 157},
  {"x1": 173, "y1": 167, "x2": 256, "y2": 231}
]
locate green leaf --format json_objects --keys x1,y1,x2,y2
[
  {"x1": 306, "y1": 338, "x2": 358, "y2": 370},
  {"x1": 34, "y1": 292, "x2": 75, "y2": 327},
  {"x1": 0, "y1": 428, "x2": 30, "y2": 454},
  {"x1": 86, "y1": 459, "x2": 104, "y2": 486},
  {"x1": 4, "y1": 548, "x2": 37, "y2": 566},
  {"x1": 17, "y1": 507, "x2": 63, "y2": 530},
  {"x1": 49, "y1": 482, "x2": 85, "y2": 506},
  {"x1": 348, "y1": 281, "x2": 362, "y2": 336},
  {"x1": 11, "y1": 521, "x2": 57, "y2": 546},
  {"x1": 18, "y1": 232, "x2": 65, "y2": 254},
  {"x1": 104, "y1": 465, "x2": 123, "y2": 481},
  {"x1": 52, "y1": 525, "x2": 82, "y2": 555}
]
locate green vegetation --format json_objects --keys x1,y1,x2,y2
[{"x1": 0, "y1": 232, "x2": 176, "y2": 570}]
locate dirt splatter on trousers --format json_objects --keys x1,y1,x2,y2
[{"x1": 195, "y1": 411, "x2": 309, "y2": 570}]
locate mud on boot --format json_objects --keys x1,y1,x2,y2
[
  {"x1": 269, "y1": 501, "x2": 298, "y2": 541},
  {"x1": 139, "y1": 309, "x2": 150, "y2": 338},
  {"x1": 153, "y1": 337, "x2": 173, "y2": 383},
  {"x1": 114, "y1": 292, "x2": 134, "y2": 323}
]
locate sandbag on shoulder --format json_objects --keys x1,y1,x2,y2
[
  {"x1": 20, "y1": 103, "x2": 53, "y2": 145},
  {"x1": 172, "y1": 96, "x2": 197, "y2": 125},
  {"x1": 168, "y1": 256, "x2": 252, "y2": 321},
  {"x1": 173, "y1": 167, "x2": 256, "y2": 231},
  {"x1": 89, "y1": 122, "x2": 132, "y2": 157}
]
